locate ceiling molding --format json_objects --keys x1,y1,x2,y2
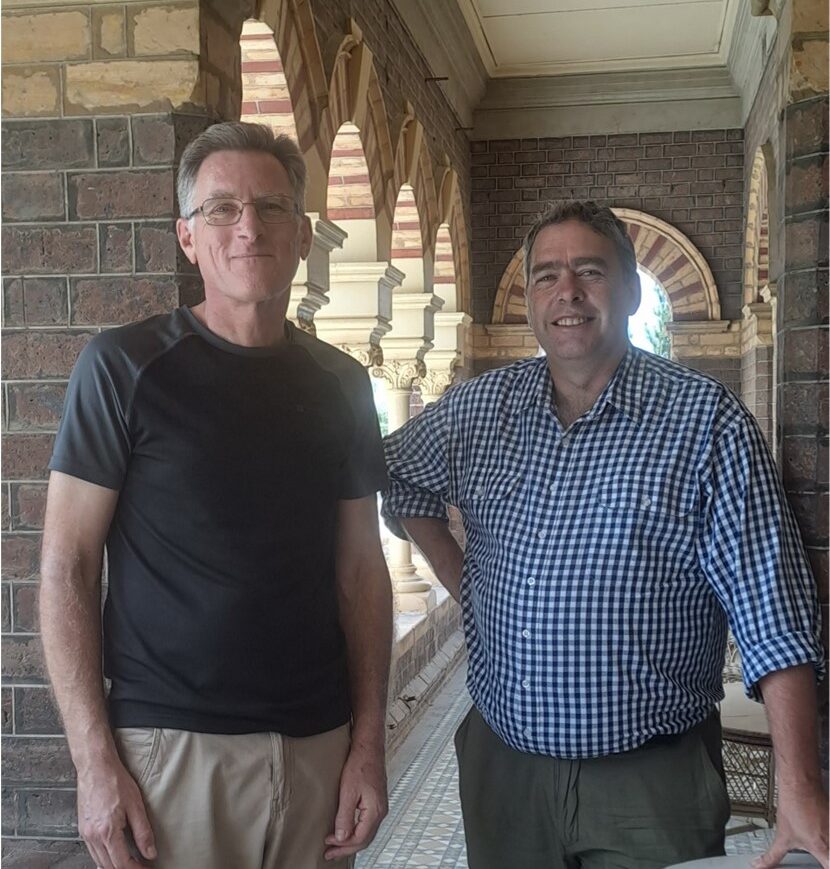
[
  {"x1": 726, "y1": 0, "x2": 778, "y2": 123},
  {"x1": 390, "y1": 0, "x2": 488, "y2": 130},
  {"x1": 454, "y1": 0, "x2": 497, "y2": 77},
  {"x1": 478, "y1": 67, "x2": 739, "y2": 110}
]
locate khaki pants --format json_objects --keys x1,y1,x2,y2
[
  {"x1": 115, "y1": 725, "x2": 353, "y2": 869},
  {"x1": 455, "y1": 707, "x2": 730, "y2": 869}
]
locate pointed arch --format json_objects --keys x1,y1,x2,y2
[
  {"x1": 744, "y1": 146, "x2": 774, "y2": 305},
  {"x1": 318, "y1": 23, "x2": 395, "y2": 257},
  {"x1": 438, "y1": 165, "x2": 470, "y2": 315},
  {"x1": 491, "y1": 209, "x2": 720, "y2": 324}
]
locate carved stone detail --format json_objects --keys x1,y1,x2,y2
[
  {"x1": 372, "y1": 358, "x2": 426, "y2": 390},
  {"x1": 338, "y1": 344, "x2": 384, "y2": 369}
]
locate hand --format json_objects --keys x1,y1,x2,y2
[
  {"x1": 753, "y1": 785, "x2": 829, "y2": 869},
  {"x1": 76, "y1": 757, "x2": 157, "y2": 869},
  {"x1": 323, "y1": 742, "x2": 388, "y2": 861}
]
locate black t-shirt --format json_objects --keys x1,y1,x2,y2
[{"x1": 49, "y1": 307, "x2": 388, "y2": 736}]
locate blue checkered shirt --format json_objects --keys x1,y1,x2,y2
[{"x1": 382, "y1": 347, "x2": 823, "y2": 758}]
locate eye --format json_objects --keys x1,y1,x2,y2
[
  {"x1": 577, "y1": 268, "x2": 601, "y2": 278},
  {"x1": 258, "y1": 198, "x2": 292, "y2": 218},
  {"x1": 206, "y1": 200, "x2": 237, "y2": 216}
]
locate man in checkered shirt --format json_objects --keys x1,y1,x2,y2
[{"x1": 382, "y1": 201, "x2": 826, "y2": 869}]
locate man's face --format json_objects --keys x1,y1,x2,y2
[
  {"x1": 525, "y1": 220, "x2": 640, "y2": 369},
  {"x1": 176, "y1": 149, "x2": 312, "y2": 307}
]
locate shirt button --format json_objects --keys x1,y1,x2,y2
[
  {"x1": 522, "y1": 629, "x2": 531, "y2": 638},
  {"x1": 475, "y1": 486, "x2": 485, "y2": 497},
  {"x1": 548, "y1": 484, "x2": 556, "y2": 494},
  {"x1": 526, "y1": 577, "x2": 536, "y2": 586},
  {"x1": 537, "y1": 530, "x2": 547, "y2": 540},
  {"x1": 521, "y1": 679, "x2": 530, "y2": 688},
  {"x1": 523, "y1": 727, "x2": 532, "y2": 738},
  {"x1": 641, "y1": 495, "x2": 652, "y2": 508}
]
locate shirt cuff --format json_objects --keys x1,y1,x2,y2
[
  {"x1": 381, "y1": 488, "x2": 448, "y2": 541},
  {"x1": 738, "y1": 631, "x2": 826, "y2": 700}
]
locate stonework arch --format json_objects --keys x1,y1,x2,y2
[
  {"x1": 491, "y1": 209, "x2": 720, "y2": 324},
  {"x1": 240, "y1": 20, "x2": 298, "y2": 142},
  {"x1": 255, "y1": 0, "x2": 327, "y2": 152},
  {"x1": 438, "y1": 166, "x2": 470, "y2": 316},
  {"x1": 318, "y1": 23, "x2": 394, "y2": 257},
  {"x1": 744, "y1": 146, "x2": 772, "y2": 305}
]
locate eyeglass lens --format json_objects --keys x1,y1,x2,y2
[{"x1": 201, "y1": 196, "x2": 296, "y2": 225}]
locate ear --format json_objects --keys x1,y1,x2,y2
[
  {"x1": 176, "y1": 217, "x2": 198, "y2": 265},
  {"x1": 299, "y1": 214, "x2": 313, "y2": 260},
  {"x1": 627, "y1": 271, "x2": 642, "y2": 316}
]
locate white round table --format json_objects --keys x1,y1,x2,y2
[{"x1": 666, "y1": 854, "x2": 821, "y2": 868}]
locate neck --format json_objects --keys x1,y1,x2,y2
[
  {"x1": 190, "y1": 296, "x2": 288, "y2": 348},
  {"x1": 547, "y1": 346, "x2": 628, "y2": 427}
]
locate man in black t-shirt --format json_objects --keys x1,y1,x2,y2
[{"x1": 40, "y1": 122, "x2": 393, "y2": 869}]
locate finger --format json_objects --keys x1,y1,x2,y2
[
  {"x1": 125, "y1": 797, "x2": 157, "y2": 860},
  {"x1": 349, "y1": 804, "x2": 382, "y2": 848},
  {"x1": 104, "y1": 829, "x2": 144, "y2": 869},
  {"x1": 85, "y1": 839, "x2": 114, "y2": 869},
  {"x1": 331, "y1": 791, "x2": 358, "y2": 844},
  {"x1": 752, "y1": 836, "x2": 790, "y2": 869}
]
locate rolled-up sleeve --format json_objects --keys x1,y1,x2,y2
[
  {"x1": 700, "y1": 408, "x2": 824, "y2": 698},
  {"x1": 381, "y1": 396, "x2": 453, "y2": 538}
]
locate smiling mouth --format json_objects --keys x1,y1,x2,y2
[{"x1": 552, "y1": 316, "x2": 592, "y2": 327}]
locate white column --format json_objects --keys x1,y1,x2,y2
[{"x1": 375, "y1": 360, "x2": 436, "y2": 613}]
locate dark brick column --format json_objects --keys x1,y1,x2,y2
[{"x1": 778, "y1": 90, "x2": 829, "y2": 666}]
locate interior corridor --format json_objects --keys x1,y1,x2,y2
[{"x1": 359, "y1": 661, "x2": 777, "y2": 869}]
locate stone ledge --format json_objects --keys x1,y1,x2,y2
[{"x1": 386, "y1": 592, "x2": 465, "y2": 757}]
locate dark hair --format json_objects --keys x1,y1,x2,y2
[
  {"x1": 177, "y1": 121, "x2": 306, "y2": 217},
  {"x1": 522, "y1": 200, "x2": 637, "y2": 287}
]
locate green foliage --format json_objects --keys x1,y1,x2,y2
[{"x1": 645, "y1": 288, "x2": 671, "y2": 358}]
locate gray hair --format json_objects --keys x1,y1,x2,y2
[
  {"x1": 177, "y1": 121, "x2": 307, "y2": 218},
  {"x1": 522, "y1": 200, "x2": 638, "y2": 288}
]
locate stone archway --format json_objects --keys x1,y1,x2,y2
[{"x1": 741, "y1": 146, "x2": 777, "y2": 447}]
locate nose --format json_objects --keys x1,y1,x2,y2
[
  {"x1": 235, "y1": 202, "x2": 265, "y2": 239},
  {"x1": 556, "y1": 269, "x2": 583, "y2": 303}
]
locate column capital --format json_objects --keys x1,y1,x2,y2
[
  {"x1": 372, "y1": 358, "x2": 425, "y2": 390},
  {"x1": 337, "y1": 344, "x2": 384, "y2": 368},
  {"x1": 420, "y1": 365, "x2": 458, "y2": 398}
]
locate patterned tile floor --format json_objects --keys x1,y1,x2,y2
[{"x1": 359, "y1": 663, "x2": 776, "y2": 869}]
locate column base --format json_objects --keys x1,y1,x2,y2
[{"x1": 394, "y1": 586, "x2": 438, "y2": 614}]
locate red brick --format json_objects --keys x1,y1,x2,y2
[
  {"x1": 783, "y1": 326, "x2": 829, "y2": 379},
  {"x1": 787, "y1": 492, "x2": 829, "y2": 546},
  {"x1": 2, "y1": 685, "x2": 12, "y2": 732},
  {"x1": 639, "y1": 132, "x2": 672, "y2": 145},
  {"x1": 1, "y1": 737, "x2": 74, "y2": 784},
  {"x1": 13, "y1": 688, "x2": 60, "y2": 738},
  {"x1": 782, "y1": 268, "x2": 829, "y2": 326},
  {"x1": 68, "y1": 170, "x2": 174, "y2": 219},
  {"x1": 18, "y1": 788, "x2": 77, "y2": 837},
  {"x1": 2, "y1": 278, "x2": 68, "y2": 327},
  {"x1": 2, "y1": 331, "x2": 92, "y2": 380},
  {"x1": 99, "y1": 223, "x2": 133, "y2": 273},
  {"x1": 2, "y1": 119, "x2": 94, "y2": 171},
  {"x1": 781, "y1": 436, "x2": 818, "y2": 487},
  {"x1": 785, "y1": 154, "x2": 829, "y2": 214},
  {"x1": 96, "y1": 117, "x2": 130, "y2": 168},
  {"x1": 786, "y1": 98, "x2": 829, "y2": 159},
  {"x1": 1, "y1": 173, "x2": 65, "y2": 222},
  {"x1": 132, "y1": 114, "x2": 175, "y2": 166},
  {"x1": 607, "y1": 134, "x2": 638, "y2": 145},
  {"x1": 1, "y1": 435, "x2": 54, "y2": 481},
  {"x1": 2, "y1": 637, "x2": 46, "y2": 683},
  {"x1": 785, "y1": 214, "x2": 829, "y2": 269},
  {"x1": 11, "y1": 584, "x2": 39, "y2": 633},
  {"x1": 1, "y1": 225, "x2": 97, "y2": 275},
  {"x1": 1, "y1": 536, "x2": 41, "y2": 582},
  {"x1": 70, "y1": 276, "x2": 178, "y2": 325},
  {"x1": 10, "y1": 485, "x2": 47, "y2": 531}
]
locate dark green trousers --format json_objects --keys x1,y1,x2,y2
[{"x1": 455, "y1": 707, "x2": 730, "y2": 869}]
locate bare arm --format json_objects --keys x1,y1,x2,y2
[
  {"x1": 400, "y1": 517, "x2": 464, "y2": 602},
  {"x1": 754, "y1": 664, "x2": 828, "y2": 869},
  {"x1": 40, "y1": 471, "x2": 155, "y2": 869},
  {"x1": 324, "y1": 495, "x2": 393, "y2": 861}
]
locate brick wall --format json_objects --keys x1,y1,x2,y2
[
  {"x1": 1, "y1": 0, "x2": 472, "y2": 859},
  {"x1": 470, "y1": 130, "x2": 745, "y2": 330}
]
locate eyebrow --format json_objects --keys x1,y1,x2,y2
[
  {"x1": 530, "y1": 256, "x2": 608, "y2": 276},
  {"x1": 204, "y1": 191, "x2": 290, "y2": 200}
]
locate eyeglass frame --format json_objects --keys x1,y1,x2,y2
[{"x1": 184, "y1": 194, "x2": 303, "y2": 225}]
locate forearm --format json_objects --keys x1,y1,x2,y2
[
  {"x1": 338, "y1": 560, "x2": 393, "y2": 750},
  {"x1": 400, "y1": 517, "x2": 464, "y2": 601},
  {"x1": 40, "y1": 548, "x2": 117, "y2": 774},
  {"x1": 758, "y1": 664, "x2": 823, "y2": 793}
]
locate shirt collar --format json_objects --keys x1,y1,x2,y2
[{"x1": 510, "y1": 346, "x2": 644, "y2": 425}]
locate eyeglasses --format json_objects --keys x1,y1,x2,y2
[{"x1": 186, "y1": 195, "x2": 301, "y2": 226}]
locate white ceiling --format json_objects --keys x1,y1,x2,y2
[{"x1": 456, "y1": 0, "x2": 741, "y2": 78}]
